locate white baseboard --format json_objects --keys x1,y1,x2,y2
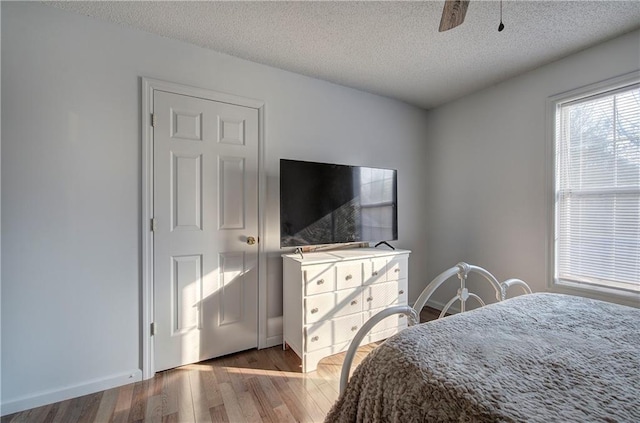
[
  {"x1": 264, "y1": 334, "x2": 283, "y2": 348},
  {"x1": 1, "y1": 369, "x2": 142, "y2": 416}
]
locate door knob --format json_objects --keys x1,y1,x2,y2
[{"x1": 246, "y1": 236, "x2": 257, "y2": 245}]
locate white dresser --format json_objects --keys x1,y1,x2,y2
[{"x1": 282, "y1": 248, "x2": 411, "y2": 372}]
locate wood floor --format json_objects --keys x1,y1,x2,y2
[
  {"x1": 1, "y1": 344, "x2": 379, "y2": 423},
  {"x1": 2, "y1": 308, "x2": 440, "y2": 423}
]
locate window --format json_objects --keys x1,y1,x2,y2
[
  {"x1": 359, "y1": 167, "x2": 397, "y2": 241},
  {"x1": 550, "y1": 73, "x2": 639, "y2": 297}
]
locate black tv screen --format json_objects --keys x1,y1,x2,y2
[{"x1": 280, "y1": 159, "x2": 398, "y2": 247}]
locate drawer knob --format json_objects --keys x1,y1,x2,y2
[
  {"x1": 350, "y1": 300, "x2": 358, "y2": 306},
  {"x1": 351, "y1": 326, "x2": 358, "y2": 331},
  {"x1": 394, "y1": 268, "x2": 400, "y2": 273},
  {"x1": 345, "y1": 274, "x2": 353, "y2": 280},
  {"x1": 311, "y1": 336, "x2": 319, "y2": 342},
  {"x1": 366, "y1": 297, "x2": 373, "y2": 302},
  {"x1": 317, "y1": 279, "x2": 324, "y2": 285},
  {"x1": 310, "y1": 308, "x2": 319, "y2": 314},
  {"x1": 372, "y1": 271, "x2": 379, "y2": 276},
  {"x1": 399, "y1": 290, "x2": 405, "y2": 295}
]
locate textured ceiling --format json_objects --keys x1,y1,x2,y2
[{"x1": 48, "y1": 1, "x2": 640, "y2": 109}]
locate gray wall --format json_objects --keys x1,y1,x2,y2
[
  {"x1": 423, "y1": 29, "x2": 640, "y2": 307},
  {"x1": 1, "y1": 2, "x2": 429, "y2": 412}
]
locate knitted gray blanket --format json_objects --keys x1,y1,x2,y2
[{"x1": 326, "y1": 293, "x2": 640, "y2": 422}]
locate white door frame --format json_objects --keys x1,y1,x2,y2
[{"x1": 141, "y1": 77, "x2": 267, "y2": 380}]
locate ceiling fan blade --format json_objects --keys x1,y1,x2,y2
[{"x1": 439, "y1": 0, "x2": 470, "y2": 32}]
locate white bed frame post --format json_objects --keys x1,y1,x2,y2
[{"x1": 459, "y1": 269, "x2": 467, "y2": 313}]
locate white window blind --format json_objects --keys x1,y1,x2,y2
[{"x1": 554, "y1": 82, "x2": 640, "y2": 293}]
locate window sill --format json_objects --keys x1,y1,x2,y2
[{"x1": 550, "y1": 279, "x2": 640, "y2": 308}]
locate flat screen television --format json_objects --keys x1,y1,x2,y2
[{"x1": 280, "y1": 159, "x2": 398, "y2": 247}]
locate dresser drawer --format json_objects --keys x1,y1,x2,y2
[
  {"x1": 304, "y1": 288, "x2": 362, "y2": 324},
  {"x1": 336, "y1": 288, "x2": 363, "y2": 316},
  {"x1": 304, "y1": 292, "x2": 335, "y2": 324},
  {"x1": 367, "y1": 306, "x2": 408, "y2": 334},
  {"x1": 398, "y1": 279, "x2": 408, "y2": 303},
  {"x1": 305, "y1": 314, "x2": 363, "y2": 352},
  {"x1": 387, "y1": 256, "x2": 408, "y2": 281},
  {"x1": 364, "y1": 257, "x2": 387, "y2": 285},
  {"x1": 364, "y1": 280, "x2": 406, "y2": 310},
  {"x1": 304, "y1": 264, "x2": 336, "y2": 296},
  {"x1": 336, "y1": 261, "x2": 363, "y2": 290}
]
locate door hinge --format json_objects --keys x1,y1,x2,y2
[
  {"x1": 150, "y1": 322, "x2": 156, "y2": 336},
  {"x1": 151, "y1": 113, "x2": 156, "y2": 127},
  {"x1": 151, "y1": 218, "x2": 157, "y2": 232}
]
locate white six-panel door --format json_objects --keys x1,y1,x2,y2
[{"x1": 153, "y1": 90, "x2": 259, "y2": 372}]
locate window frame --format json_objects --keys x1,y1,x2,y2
[{"x1": 546, "y1": 71, "x2": 640, "y2": 302}]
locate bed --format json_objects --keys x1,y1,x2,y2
[{"x1": 326, "y1": 263, "x2": 640, "y2": 422}]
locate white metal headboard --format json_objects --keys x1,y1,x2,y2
[
  {"x1": 413, "y1": 262, "x2": 532, "y2": 320},
  {"x1": 339, "y1": 262, "x2": 532, "y2": 394}
]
